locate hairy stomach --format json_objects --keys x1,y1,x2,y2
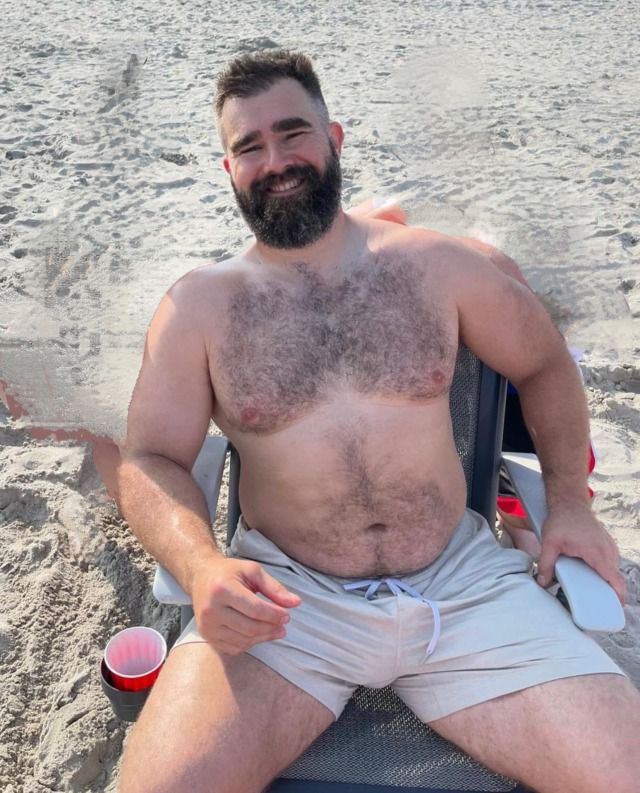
[{"x1": 227, "y1": 395, "x2": 468, "y2": 577}]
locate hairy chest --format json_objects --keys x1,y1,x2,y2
[{"x1": 215, "y1": 256, "x2": 458, "y2": 433}]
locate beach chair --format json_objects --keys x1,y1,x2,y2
[{"x1": 153, "y1": 346, "x2": 624, "y2": 793}]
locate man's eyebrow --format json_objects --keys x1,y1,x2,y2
[{"x1": 271, "y1": 117, "x2": 313, "y2": 133}]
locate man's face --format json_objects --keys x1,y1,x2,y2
[{"x1": 220, "y1": 79, "x2": 344, "y2": 249}]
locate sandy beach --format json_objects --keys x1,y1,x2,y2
[{"x1": 1, "y1": 0, "x2": 639, "y2": 790}]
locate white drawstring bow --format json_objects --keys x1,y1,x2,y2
[{"x1": 342, "y1": 577, "x2": 441, "y2": 660}]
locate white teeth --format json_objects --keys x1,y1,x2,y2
[{"x1": 271, "y1": 178, "x2": 301, "y2": 193}]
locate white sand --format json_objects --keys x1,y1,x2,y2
[{"x1": 1, "y1": 1, "x2": 639, "y2": 790}]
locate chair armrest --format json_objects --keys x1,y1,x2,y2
[
  {"x1": 501, "y1": 452, "x2": 625, "y2": 633},
  {"x1": 153, "y1": 435, "x2": 229, "y2": 606},
  {"x1": 153, "y1": 565, "x2": 192, "y2": 605}
]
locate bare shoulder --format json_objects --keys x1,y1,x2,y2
[
  {"x1": 375, "y1": 228, "x2": 534, "y2": 326},
  {"x1": 156, "y1": 255, "x2": 252, "y2": 336},
  {"x1": 365, "y1": 218, "x2": 450, "y2": 251},
  {"x1": 166, "y1": 255, "x2": 246, "y2": 308},
  {"x1": 369, "y1": 222, "x2": 481, "y2": 278},
  {"x1": 388, "y1": 227, "x2": 514, "y2": 286},
  {"x1": 367, "y1": 220, "x2": 521, "y2": 282},
  {"x1": 368, "y1": 220, "x2": 466, "y2": 253},
  {"x1": 452, "y1": 236, "x2": 531, "y2": 287}
]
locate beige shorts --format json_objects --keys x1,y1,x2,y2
[{"x1": 173, "y1": 509, "x2": 623, "y2": 722}]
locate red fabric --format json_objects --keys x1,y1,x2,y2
[
  {"x1": 497, "y1": 495, "x2": 529, "y2": 518},
  {"x1": 588, "y1": 445, "x2": 596, "y2": 474}
]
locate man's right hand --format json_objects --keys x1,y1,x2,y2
[{"x1": 191, "y1": 558, "x2": 302, "y2": 656}]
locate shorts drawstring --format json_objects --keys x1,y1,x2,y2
[{"x1": 342, "y1": 578, "x2": 441, "y2": 660}]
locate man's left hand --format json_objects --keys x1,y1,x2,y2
[{"x1": 537, "y1": 501, "x2": 626, "y2": 605}]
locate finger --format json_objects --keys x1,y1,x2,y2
[
  {"x1": 215, "y1": 639, "x2": 242, "y2": 657},
  {"x1": 225, "y1": 580, "x2": 293, "y2": 625},
  {"x1": 221, "y1": 626, "x2": 286, "y2": 648},
  {"x1": 216, "y1": 625, "x2": 286, "y2": 654},
  {"x1": 220, "y1": 606, "x2": 288, "y2": 639},
  {"x1": 244, "y1": 565, "x2": 302, "y2": 609},
  {"x1": 536, "y1": 539, "x2": 561, "y2": 588}
]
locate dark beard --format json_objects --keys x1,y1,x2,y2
[{"x1": 231, "y1": 145, "x2": 342, "y2": 249}]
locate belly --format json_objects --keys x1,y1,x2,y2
[{"x1": 224, "y1": 395, "x2": 468, "y2": 577}]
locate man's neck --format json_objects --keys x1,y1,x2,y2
[{"x1": 251, "y1": 210, "x2": 362, "y2": 271}]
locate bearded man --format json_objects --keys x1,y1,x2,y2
[{"x1": 117, "y1": 50, "x2": 639, "y2": 793}]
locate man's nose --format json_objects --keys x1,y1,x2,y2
[{"x1": 262, "y1": 143, "x2": 293, "y2": 177}]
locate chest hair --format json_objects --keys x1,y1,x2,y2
[{"x1": 218, "y1": 254, "x2": 457, "y2": 433}]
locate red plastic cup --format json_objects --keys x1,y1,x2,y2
[{"x1": 104, "y1": 627, "x2": 167, "y2": 692}]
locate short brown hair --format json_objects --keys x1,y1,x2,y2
[{"x1": 215, "y1": 50, "x2": 329, "y2": 122}]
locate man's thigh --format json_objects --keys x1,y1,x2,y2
[
  {"x1": 118, "y1": 641, "x2": 335, "y2": 793},
  {"x1": 429, "y1": 673, "x2": 640, "y2": 793}
]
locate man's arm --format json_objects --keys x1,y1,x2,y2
[
  {"x1": 437, "y1": 239, "x2": 624, "y2": 602},
  {"x1": 118, "y1": 273, "x2": 300, "y2": 654},
  {"x1": 117, "y1": 276, "x2": 222, "y2": 594}
]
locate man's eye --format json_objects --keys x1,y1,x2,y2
[
  {"x1": 239, "y1": 145, "x2": 261, "y2": 155},
  {"x1": 285, "y1": 132, "x2": 304, "y2": 140}
]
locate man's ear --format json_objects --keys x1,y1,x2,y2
[
  {"x1": 222, "y1": 156, "x2": 231, "y2": 174},
  {"x1": 328, "y1": 121, "x2": 344, "y2": 156}
]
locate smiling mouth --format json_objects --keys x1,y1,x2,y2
[{"x1": 267, "y1": 176, "x2": 304, "y2": 196}]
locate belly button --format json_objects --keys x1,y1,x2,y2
[{"x1": 366, "y1": 523, "x2": 388, "y2": 532}]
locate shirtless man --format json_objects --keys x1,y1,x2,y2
[{"x1": 117, "y1": 51, "x2": 639, "y2": 793}]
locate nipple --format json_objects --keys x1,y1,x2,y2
[{"x1": 240, "y1": 406, "x2": 261, "y2": 424}]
